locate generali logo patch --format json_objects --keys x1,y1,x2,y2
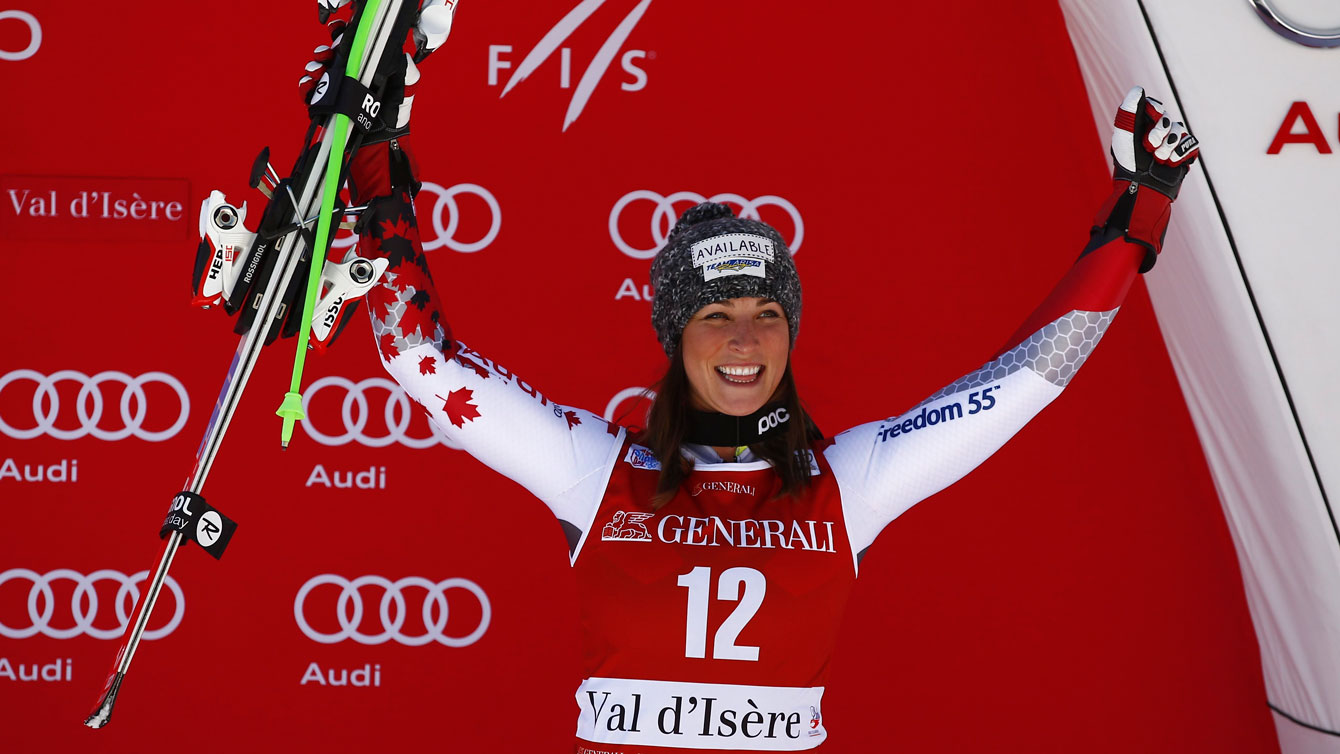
[
  {"x1": 601, "y1": 511, "x2": 654, "y2": 541},
  {"x1": 1, "y1": 175, "x2": 191, "y2": 243}
]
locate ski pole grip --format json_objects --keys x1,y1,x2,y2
[{"x1": 159, "y1": 491, "x2": 239, "y2": 560}]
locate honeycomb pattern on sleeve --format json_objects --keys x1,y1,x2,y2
[{"x1": 918, "y1": 309, "x2": 1116, "y2": 406}]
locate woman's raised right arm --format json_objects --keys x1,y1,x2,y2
[{"x1": 348, "y1": 138, "x2": 624, "y2": 556}]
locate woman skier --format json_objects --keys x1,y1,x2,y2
[{"x1": 302, "y1": 4, "x2": 1199, "y2": 749}]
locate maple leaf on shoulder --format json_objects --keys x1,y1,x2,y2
[
  {"x1": 419, "y1": 355, "x2": 437, "y2": 375},
  {"x1": 563, "y1": 410, "x2": 582, "y2": 431},
  {"x1": 437, "y1": 388, "x2": 481, "y2": 428}
]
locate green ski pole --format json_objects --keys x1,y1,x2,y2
[{"x1": 277, "y1": 0, "x2": 387, "y2": 448}]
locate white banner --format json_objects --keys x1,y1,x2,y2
[
  {"x1": 575, "y1": 676, "x2": 825, "y2": 750},
  {"x1": 1060, "y1": 1, "x2": 1340, "y2": 751}
]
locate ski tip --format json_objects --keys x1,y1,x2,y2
[
  {"x1": 83, "y1": 672, "x2": 124, "y2": 729},
  {"x1": 280, "y1": 439, "x2": 290, "y2": 451}
]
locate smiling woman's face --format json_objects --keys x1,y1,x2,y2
[{"x1": 679, "y1": 297, "x2": 790, "y2": 417}]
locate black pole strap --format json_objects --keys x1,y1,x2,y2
[{"x1": 159, "y1": 491, "x2": 238, "y2": 560}]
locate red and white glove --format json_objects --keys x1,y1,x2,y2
[
  {"x1": 298, "y1": 0, "x2": 458, "y2": 129},
  {"x1": 317, "y1": 0, "x2": 455, "y2": 61},
  {"x1": 1090, "y1": 86, "x2": 1200, "y2": 272},
  {"x1": 297, "y1": 16, "x2": 347, "y2": 105}
]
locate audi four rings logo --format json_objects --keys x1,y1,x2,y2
[
  {"x1": 332, "y1": 181, "x2": 501, "y2": 253},
  {"x1": 0, "y1": 10, "x2": 41, "y2": 61},
  {"x1": 0, "y1": 370, "x2": 190, "y2": 442},
  {"x1": 1249, "y1": 0, "x2": 1340, "y2": 48},
  {"x1": 294, "y1": 574, "x2": 491, "y2": 647},
  {"x1": 609, "y1": 191, "x2": 804, "y2": 260},
  {"x1": 300, "y1": 376, "x2": 462, "y2": 449},
  {"x1": 0, "y1": 569, "x2": 185, "y2": 640}
]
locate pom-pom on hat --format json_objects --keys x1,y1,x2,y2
[{"x1": 650, "y1": 202, "x2": 802, "y2": 357}]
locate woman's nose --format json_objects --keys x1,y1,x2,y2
[{"x1": 728, "y1": 319, "x2": 760, "y2": 350}]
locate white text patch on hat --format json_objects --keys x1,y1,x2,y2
[{"x1": 691, "y1": 233, "x2": 775, "y2": 281}]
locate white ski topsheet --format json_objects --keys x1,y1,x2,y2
[{"x1": 1059, "y1": 1, "x2": 1340, "y2": 751}]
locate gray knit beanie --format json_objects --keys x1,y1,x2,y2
[{"x1": 650, "y1": 202, "x2": 802, "y2": 357}]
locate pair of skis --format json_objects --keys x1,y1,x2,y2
[{"x1": 84, "y1": 0, "x2": 424, "y2": 727}]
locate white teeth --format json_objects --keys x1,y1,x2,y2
[{"x1": 716, "y1": 365, "x2": 761, "y2": 377}]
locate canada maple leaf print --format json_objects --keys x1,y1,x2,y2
[
  {"x1": 378, "y1": 332, "x2": 400, "y2": 362},
  {"x1": 438, "y1": 388, "x2": 481, "y2": 428}
]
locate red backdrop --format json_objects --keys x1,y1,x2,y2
[{"x1": 0, "y1": 1, "x2": 1278, "y2": 751}]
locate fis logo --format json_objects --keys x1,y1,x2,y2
[{"x1": 488, "y1": 0, "x2": 654, "y2": 130}]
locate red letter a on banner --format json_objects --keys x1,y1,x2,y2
[{"x1": 1267, "y1": 101, "x2": 1332, "y2": 154}]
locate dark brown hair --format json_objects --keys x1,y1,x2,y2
[{"x1": 633, "y1": 350, "x2": 824, "y2": 509}]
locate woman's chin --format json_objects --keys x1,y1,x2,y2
[{"x1": 708, "y1": 396, "x2": 769, "y2": 418}]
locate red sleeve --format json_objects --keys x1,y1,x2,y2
[{"x1": 997, "y1": 234, "x2": 1146, "y2": 357}]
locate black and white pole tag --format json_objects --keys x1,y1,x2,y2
[
  {"x1": 158, "y1": 492, "x2": 238, "y2": 560},
  {"x1": 309, "y1": 74, "x2": 385, "y2": 134}
]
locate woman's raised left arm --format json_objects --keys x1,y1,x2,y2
[{"x1": 825, "y1": 87, "x2": 1200, "y2": 561}]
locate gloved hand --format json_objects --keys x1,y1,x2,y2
[
  {"x1": 1090, "y1": 86, "x2": 1201, "y2": 272},
  {"x1": 298, "y1": 0, "x2": 458, "y2": 130},
  {"x1": 297, "y1": 16, "x2": 348, "y2": 106},
  {"x1": 317, "y1": 0, "x2": 455, "y2": 60}
]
